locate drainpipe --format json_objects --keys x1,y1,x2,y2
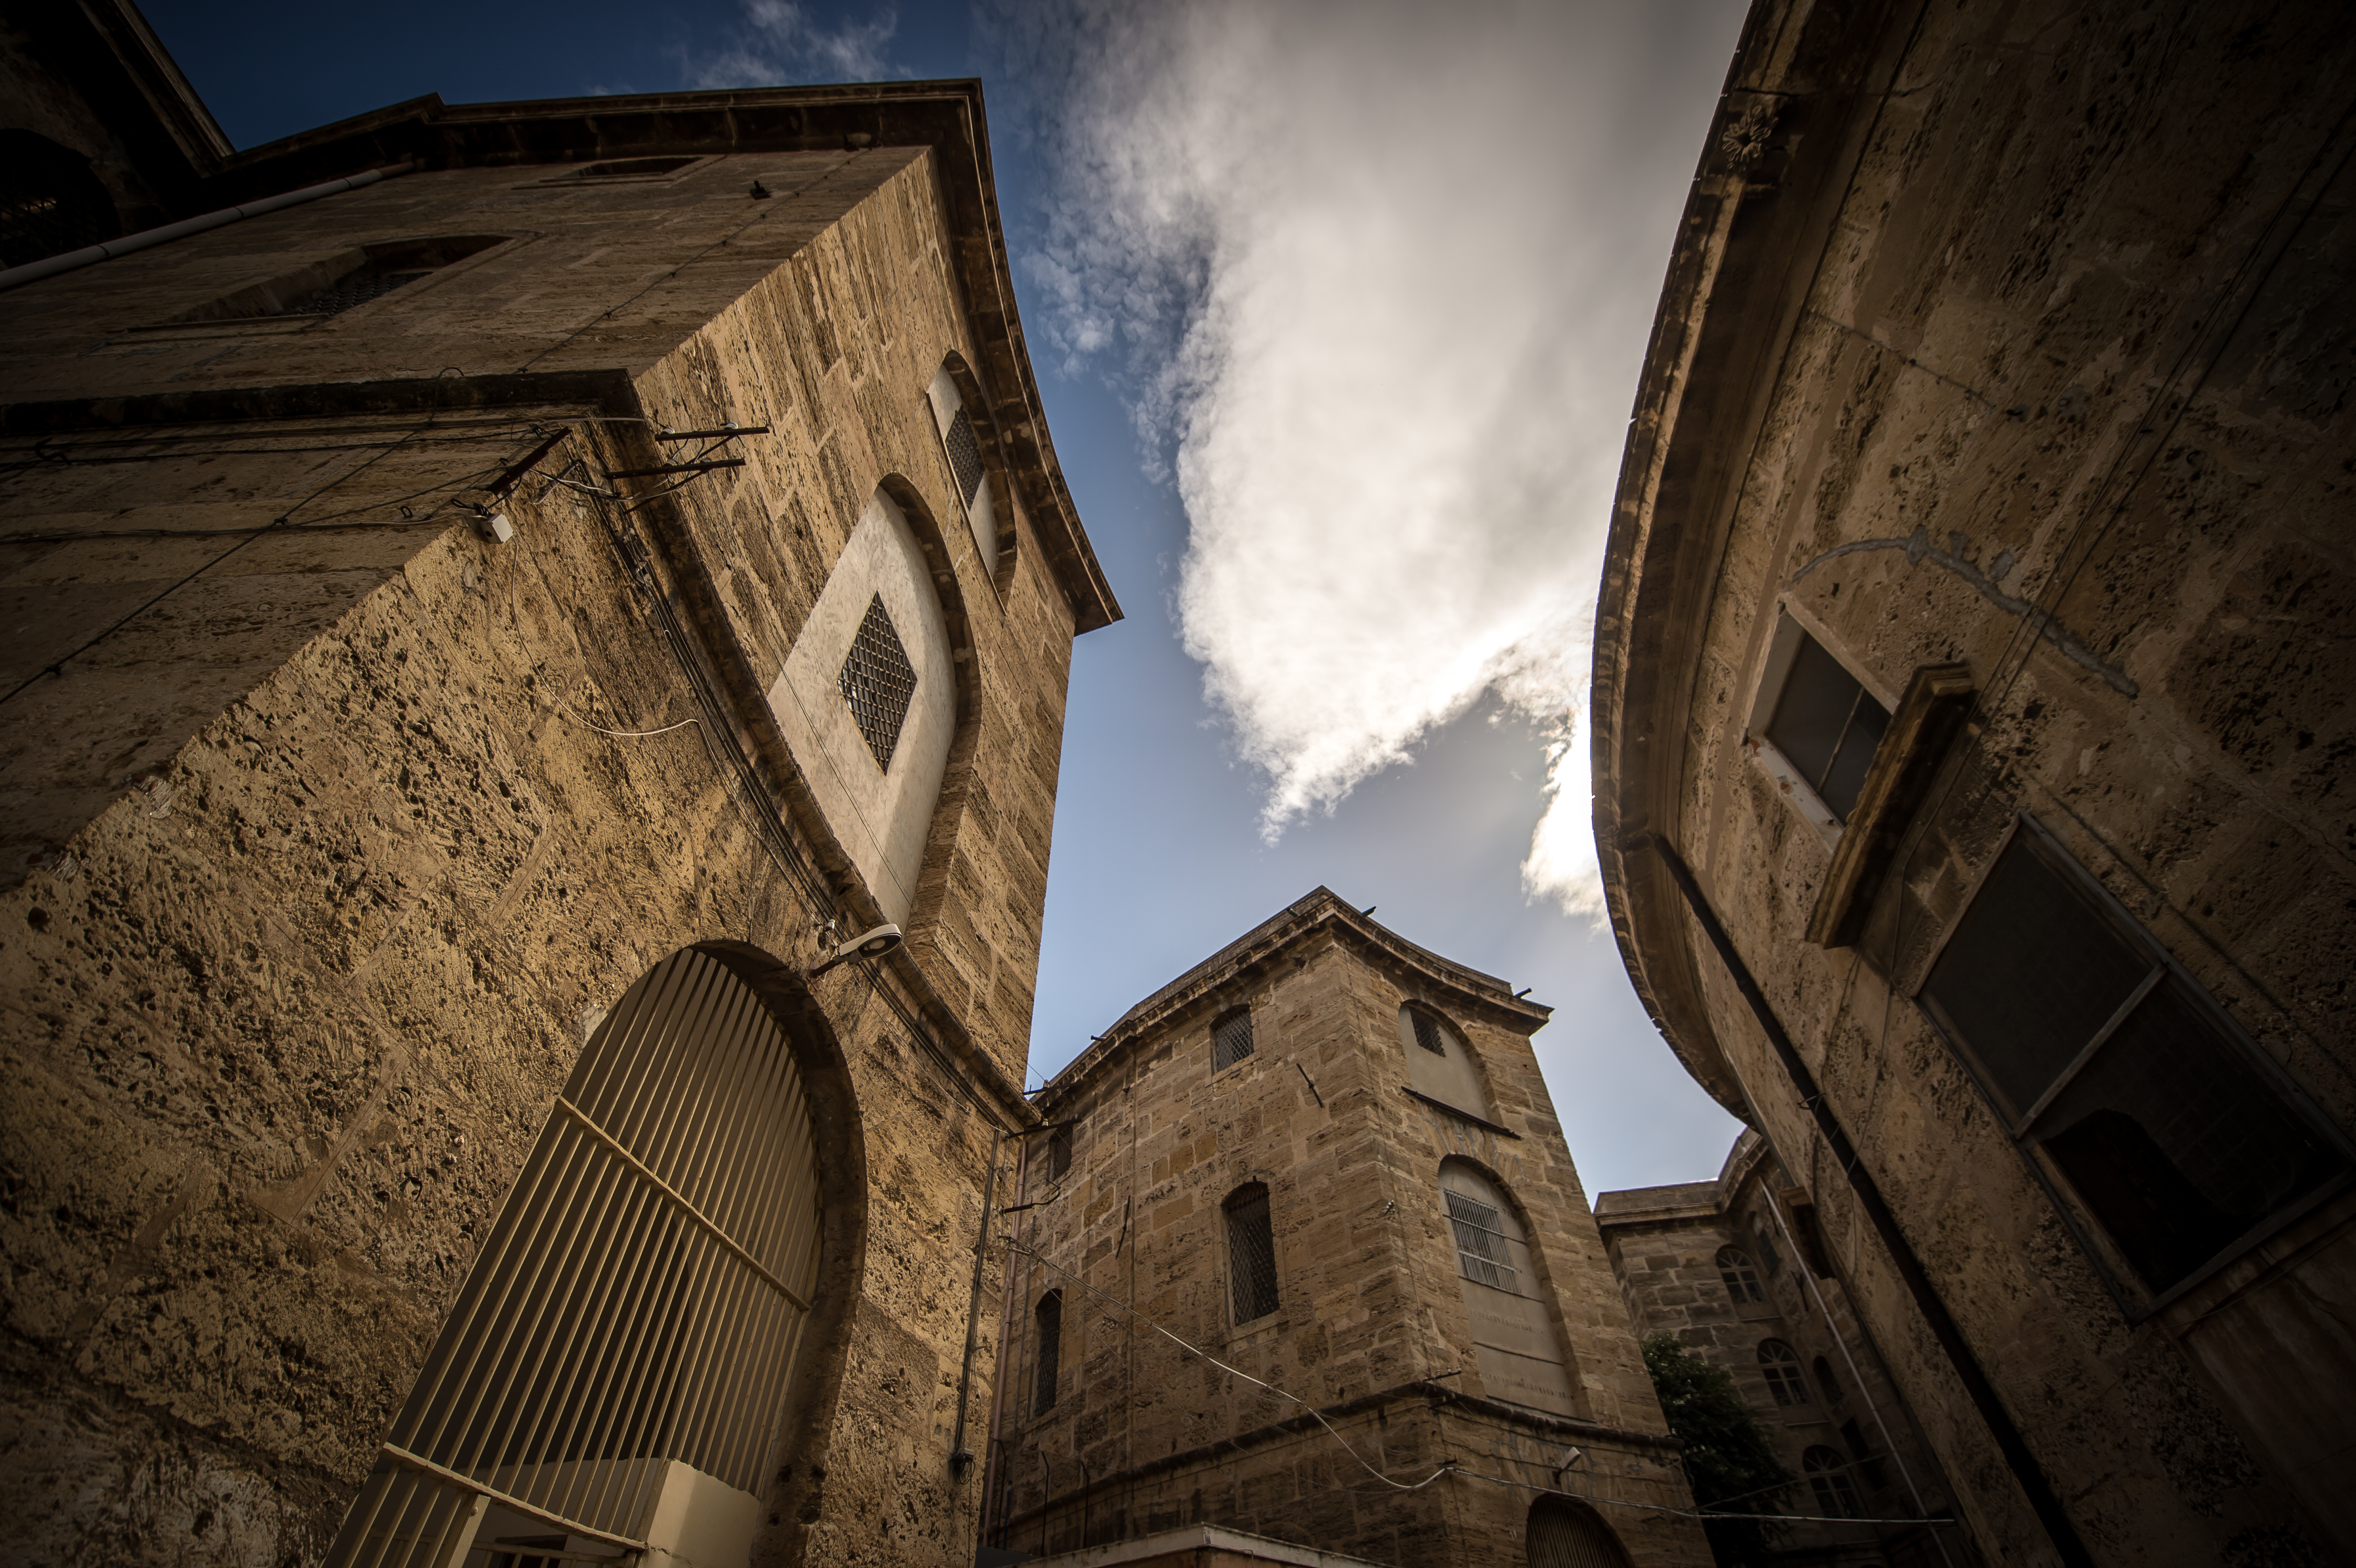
[
  {"x1": 949, "y1": 1129, "x2": 1003, "y2": 1473},
  {"x1": 1639, "y1": 834, "x2": 2094, "y2": 1568},
  {"x1": 0, "y1": 163, "x2": 416, "y2": 293}
]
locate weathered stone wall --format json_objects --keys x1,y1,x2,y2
[
  {"x1": 1598, "y1": 1134, "x2": 1983, "y2": 1565},
  {"x1": 991, "y1": 894, "x2": 1707, "y2": 1567},
  {"x1": 2, "y1": 134, "x2": 1094, "y2": 1566},
  {"x1": 1594, "y1": 0, "x2": 2356, "y2": 1563}
]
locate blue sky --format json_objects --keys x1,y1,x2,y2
[{"x1": 146, "y1": 0, "x2": 1746, "y2": 1194}]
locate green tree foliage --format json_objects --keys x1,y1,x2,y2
[{"x1": 1640, "y1": 1332, "x2": 1796, "y2": 1565}]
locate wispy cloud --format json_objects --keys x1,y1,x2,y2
[
  {"x1": 685, "y1": 0, "x2": 901, "y2": 88},
  {"x1": 992, "y1": 0, "x2": 1742, "y2": 922}
]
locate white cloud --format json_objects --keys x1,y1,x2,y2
[
  {"x1": 996, "y1": 0, "x2": 1741, "y2": 924},
  {"x1": 686, "y1": 1, "x2": 900, "y2": 88}
]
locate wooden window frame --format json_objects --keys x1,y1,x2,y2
[{"x1": 1914, "y1": 812, "x2": 2354, "y2": 1318}]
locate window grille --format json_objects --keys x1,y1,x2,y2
[
  {"x1": 322, "y1": 947, "x2": 823, "y2": 1567},
  {"x1": 1715, "y1": 1246, "x2": 1764, "y2": 1304},
  {"x1": 1803, "y1": 1447, "x2": 1860, "y2": 1518},
  {"x1": 1410, "y1": 1009, "x2": 1448, "y2": 1056},
  {"x1": 1840, "y1": 1419, "x2": 1888, "y2": 1492},
  {"x1": 1813, "y1": 1355, "x2": 1843, "y2": 1404},
  {"x1": 1759, "y1": 1339, "x2": 1810, "y2": 1406},
  {"x1": 1047, "y1": 1123, "x2": 1073, "y2": 1182},
  {"x1": 1920, "y1": 817, "x2": 2349, "y2": 1296},
  {"x1": 1212, "y1": 1008, "x2": 1254, "y2": 1071},
  {"x1": 1765, "y1": 630, "x2": 1890, "y2": 821},
  {"x1": 1033, "y1": 1292, "x2": 1062, "y2": 1415},
  {"x1": 277, "y1": 268, "x2": 432, "y2": 316},
  {"x1": 1225, "y1": 1183, "x2": 1280, "y2": 1323},
  {"x1": 0, "y1": 130, "x2": 120, "y2": 268},
  {"x1": 836, "y1": 593, "x2": 919, "y2": 770},
  {"x1": 1525, "y1": 1495, "x2": 1636, "y2": 1568},
  {"x1": 1447, "y1": 1189, "x2": 1520, "y2": 1293},
  {"x1": 944, "y1": 406, "x2": 987, "y2": 505}
]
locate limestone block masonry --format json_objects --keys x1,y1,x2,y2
[
  {"x1": 1592, "y1": 0, "x2": 2356, "y2": 1563},
  {"x1": 986, "y1": 890, "x2": 1710, "y2": 1568},
  {"x1": 1, "y1": 64, "x2": 1116, "y2": 1568}
]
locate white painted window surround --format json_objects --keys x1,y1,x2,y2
[
  {"x1": 926, "y1": 366, "x2": 998, "y2": 579},
  {"x1": 1398, "y1": 1003, "x2": 1495, "y2": 1122},
  {"x1": 765, "y1": 489, "x2": 956, "y2": 927}
]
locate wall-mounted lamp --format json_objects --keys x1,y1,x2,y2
[{"x1": 808, "y1": 922, "x2": 903, "y2": 977}]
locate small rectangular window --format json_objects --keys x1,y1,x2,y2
[
  {"x1": 1445, "y1": 1190, "x2": 1519, "y2": 1293},
  {"x1": 1764, "y1": 628, "x2": 1891, "y2": 821},
  {"x1": 1921, "y1": 817, "x2": 2349, "y2": 1297},
  {"x1": 1212, "y1": 1009, "x2": 1254, "y2": 1071},
  {"x1": 1047, "y1": 1123, "x2": 1073, "y2": 1182},
  {"x1": 1225, "y1": 1185, "x2": 1280, "y2": 1323}
]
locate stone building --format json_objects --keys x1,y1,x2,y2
[
  {"x1": 984, "y1": 889, "x2": 1709, "y2": 1568},
  {"x1": 1596, "y1": 1132, "x2": 1985, "y2": 1568},
  {"x1": 2, "y1": 12, "x2": 1115, "y2": 1566},
  {"x1": 1591, "y1": 0, "x2": 2356, "y2": 1564}
]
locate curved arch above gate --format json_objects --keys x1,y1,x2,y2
[{"x1": 326, "y1": 945, "x2": 830, "y2": 1567}]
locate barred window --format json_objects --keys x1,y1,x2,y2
[
  {"x1": 1410, "y1": 1009, "x2": 1447, "y2": 1055},
  {"x1": 1447, "y1": 1190, "x2": 1518, "y2": 1293},
  {"x1": 944, "y1": 406, "x2": 987, "y2": 505},
  {"x1": 1033, "y1": 1292, "x2": 1062, "y2": 1415},
  {"x1": 1804, "y1": 1447, "x2": 1860, "y2": 1518},
  {"x1": 837, "y1": 593, "x2": 919, "y2": 770},
  {"x1": 1715, "y1": 1246, "x2": 1764, "y2": 1304},
  {"x1": 1920, "y1": 816, "x2": 2350, "y2": 1297},
  {"x1": 1225, "y1": 1183, "x2": 1280, "y2": 1324},
  {"x1": 1047, "y1": 1123, "x2": 1073, "y2": 1182},
  {"x1": 1212, "y1": 1007, "x2": 1255, "y2": 1071},
  {"x1": 1758, "y1": 1339, "x2": 1810, "y2": 1406}
]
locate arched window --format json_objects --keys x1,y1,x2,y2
[
  {"x1": 325, "y1": 947, "x2": 824, "y2": 1568},
  {"x1": 1752, "y1": 1219, "x2": 1783, "y2": 1276},
  {"x1": 1804, "y1": 1447, "x2": 1860, "y2": 1518},
  {"x1": 1033, "y1": 1291, "x2": 1063, "y2": 1415},
  {"x1": 1715, "y1": 1246, "x2": 1764, "y2": 1304},
  {"x1": 1758, "y1": 1339, "x2": 1810, "y2": 1406},
  {"x1": 1525, "y1": 1493, "x2": 1635, "y2": 1567},
  {"x1": 925, "y1": 363, "x2": 1000, "y2": 578},
  {"x1": 1440, "y1": 1161, "x2": 1578, "y2": 1417},
  {"x1": 766, "y1": 486, "x2": 959, "y2": 926},
  {"x1": 1224, "y1": 1182, "x2": 1280, "y2": 1323},
  {"x1": 1397, "y1": 1003, "x2": 1494, "y2": 1121},
  {"x1": 1212, "y1": 1006, "x2": 1255, "y2": 1071},
  {"x1": 1813, "y1": 1354, "x2": 1843, "y2": 1405}
]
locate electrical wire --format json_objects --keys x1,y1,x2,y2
[{"x1": 998, "y1": 1238, "x2": 1452, "y2": 1495}]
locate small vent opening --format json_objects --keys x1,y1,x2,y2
[
  {"x1": 572, "y1": 156, "x2": 698, "y2": 179},
  {"x1": 1212, "y1": 1009, "x2": 1254, "y2": 1071},
  {"x1": 1411, "y1": 1010, "x2": 1447, "y2": 1056}
]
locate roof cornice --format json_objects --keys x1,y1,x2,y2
[
  {"x1": 1037, "y1": 888, "x2": 1549, "y2": 1110},
  {"x1": 193, "y1": 81, "x2": 1121, "y2": 634}
]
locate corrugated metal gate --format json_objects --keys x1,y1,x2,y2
[{"x1": 324, "y1": 947, "x2": 824, "y2": 1567}]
